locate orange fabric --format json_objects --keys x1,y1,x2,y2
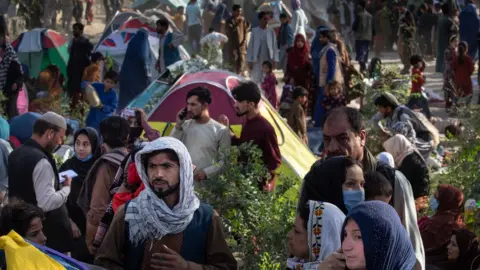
[{"x1": 82, "y1": 63, "x2": 102, "y2": 83}]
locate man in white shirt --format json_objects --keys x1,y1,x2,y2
[
  {"x1": 200, "y1": 27, "x2": 229, "y2": 64},
  {"x1": 186, "y1": 0, "x2": 203, "y2": 53},
  {"x1": 8, "y1": 111, "x2": 73, "y2": 253},
  {"x1": 171, "y1": 86, "x2": 231, "y2": 182}
]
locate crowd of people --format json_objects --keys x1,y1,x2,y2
[{"x1": 1, "y1": 0, "x2": 480, "y2": 269}]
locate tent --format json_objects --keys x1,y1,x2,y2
[
  {"x1": 127, "y1": 69, "x2": 316, "y2": 179},
  {"x1": 95, "y1": 11, "x2": 143, "y2": 51},
  {"x1": 11, "y1": 28, "x2": 69, "y2": 79},
  {"x1": 131, "y1": 0, "x2": 188, "y2": 11},
  {"x1": 95, "y1": 16, "x2": 189, "y2": 75}
]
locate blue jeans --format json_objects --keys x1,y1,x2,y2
[{"x1": 314, "y1": 87, "x2": 326, "y2": 127}]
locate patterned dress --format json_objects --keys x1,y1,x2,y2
[{"x1": 443, "y1": 46, "x2": 457, "y2": 109}]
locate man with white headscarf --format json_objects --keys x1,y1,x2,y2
[{"x1": 95, "y1": 137, "x2": 237, "y2": 269}]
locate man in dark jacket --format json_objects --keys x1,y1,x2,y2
[
  {"x1": 8, "y1": 111, "x2": 73, "y2": 253},
  {"x1": 67, "y1": 23, "x2": 93, "y2": 108},
  {"x1": 298, "y1": 107, "x2": 425, "y2": 269}
]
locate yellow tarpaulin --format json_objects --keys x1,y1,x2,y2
[{"x1": 0, "y1": 231, "x2": 65, "y2": 270}]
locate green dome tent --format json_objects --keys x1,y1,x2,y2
[{"x1": 11, "y1": 28, "x2": 70, "y2": 79}]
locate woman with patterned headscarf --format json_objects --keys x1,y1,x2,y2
[{"x1": 287, "y1": 201, "x2": 346, "y2": 269}]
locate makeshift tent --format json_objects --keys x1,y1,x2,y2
[
  {"x1": 127, "y1": 69, "x2": 316, "y2": 179},
  {"x1": 11, "y1": 28, "x2": 69, "y2": 79},
  {"x1": 95, "y1": 11, "x2": 143, "y2": 51},
  {"x1": 131, "y1": 0, "x2": 188, "y2": 10},
  {"x1": 95, "y1": 16, "x2": 189, "y2": 74}
]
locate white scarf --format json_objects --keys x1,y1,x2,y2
[
  {"x1": 287, "y1": 201, "x2": 345, "y2": 269},
  {"x1": 383, "y1": 134, "x2": 417, "y2": 168},
  {"x1": 125, "y1": 137, "x2": 200, "y2": 246}
]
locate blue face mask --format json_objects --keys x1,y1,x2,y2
[
  {"x1": 75, "y1": 152, "x2": 93, "y2": 162},
  {"x1": 343, "y1": 189, "x2": 365, "y2": 212},
  {"x1": 430, "y1": 196, "x2": 439, "y2": 212}
]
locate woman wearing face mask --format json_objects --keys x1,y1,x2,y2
[
  {"x1": 298, "y1": 156, "x2": 365, "y2": 214},
  {"x1": 287, "y1": 201, "x2": 346, "y2": 269},
  {"x1": 319, "y1": 201, "x2": 416, "y2": 270},
  {"x1": 446, "y1": 229, "x2": 480, "y2": 270},
  {"x1": 59, "y1": 127, "x2": 99, "y2": 263},
  {"x1": 420, "y1": 184, "x2": 464, "y2": 268}
]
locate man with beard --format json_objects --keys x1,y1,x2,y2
[
  {"x1": 155, "y1": 19, "x2": 184, "y2": 74},
  {"x1": 313, "y1": 28, "x2": 343, "y2": 127},
  {"x1": 95, "y1": 137, "x2": 237, "y2": 269},
  {"x1": 8, "y1": 112, "x2": 74, "y2": 254},
  {"x1": 246, "y1": 11, "x2": 279, "y2": 83},
  {"x1": 67, "y1": 23, "x2": 94, "y2": 108},
  {"x1": 372, "y1": 92, "x2": 438, "y2": 160},
  {"x1": 225, "y1": 4, "x2": 251, "y2": 75},
  {"x1": 171, "y1": 87, "x2": 230, "y2": 182},
  {"x1": 299, "y1": 107, "x2": 425, "y2": 269},
  {"x1": 224, "y1": 81, "x2": 281, "y2": 191},
  {"x1": 77, "y1": 116, "x2": 129, "y2": 254}
]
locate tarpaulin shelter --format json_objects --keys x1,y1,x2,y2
[
  {"x1": 131, "y1": 0, "x2": 188, "y2": 11},
  {"x1": 11, "y1": 28, "x2": 69, "y2": 79},
  {"x1": 127, "y1": 69, "x2": 316, "y2": 179},
  {"x1": 95, "y1": 15, "x2": 189, "y2": 74},
  {"x1": 95, "y1": 11, "x2": 143, "y2": 51}
]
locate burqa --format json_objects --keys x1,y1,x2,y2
[
  {"x1": 118, "y1": 28, "x2": 153, "y2": 112},
  {"x1": 459, "y1": 3, "x2": 479, "y2": 59}
]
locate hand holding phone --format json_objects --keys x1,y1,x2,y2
[
  {"x1": 179, "y1": 107, "x2": 187, "y2": 120},
  {"x1": 176, "y1": 107, "x2": 187, "y2": 129}
]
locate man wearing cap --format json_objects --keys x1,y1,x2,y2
[
  {"x1": 372, "y1": 92, "x2": 439, "y2": 159},
  {"x1": 225, "y1": 81, "x2": 282, "y2": 191},
  {"x1": 8, "y1": 111, "x2": 74, "y2": 254},
  {"x1": 171, "y1": 87, "x2": 231, "y2": 182}
]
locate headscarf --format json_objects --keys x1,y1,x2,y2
[
  {"x1": 343, "y1": 201, "x2": 416, "y2": 270},
  {"x1": 453, "y1": 229, "x2": 480, "y2": 270},
  {"x1": 299, "y1": 156, "x2": 357, "y2": 214},
  {"x1": 61, "y1": 127, "x2": 100, "y2": 179},
  {"x1": 0, "y1": 44, "x2": 21, "y2": 91},
  {"x1": 118, "y1": 28, "x2": 153, "y2": 111},
  {"x1": 383, "y1": 134, "x2": 417, "y2": 167},
  {"x1": 288, "y1": 34, "x2": 310, "y2": 69},
  {"x1": 126, "y1": 137, "x2": 200, "y2": 246},
  {"x1": 287, "y1": 201, "x2": 345, "y2": 269},
  {"x1": 0, "y1": 116, "x2": 9, "y2": 141},
  {"x1": 420, "y1": 184, "x2": 464, "y2": 250},
  {"x1": 291, "y1": 0, "x2": 301, "y2": 10},
  {"x1": 377, "y1": 152, "x2": 395, "y2": 168}
]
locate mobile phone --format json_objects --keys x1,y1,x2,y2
[{"x1": 179, "y1": 107, "x2": 187, "y2": 120}]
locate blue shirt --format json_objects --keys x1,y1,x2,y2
[{"x1": 85, "y1": 83, "x2": 118, "y2": 131}]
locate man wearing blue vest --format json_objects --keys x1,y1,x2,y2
[
  {"x1": 95, "y1": 137, "x2": 237, "y2": 269},
  {"x1": 155, "y1": 19, "x2": 185, "y2": 74}
]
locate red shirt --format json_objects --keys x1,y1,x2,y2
[
  {"x1": 232, "y1": 114, "x2": 282, "y2": 172},
  {"x1": 452, "y1": 55, "x2": 475, "y2": 97},
  {"x1": 411, "y1": 66, "x2": 425, "y2": 93}
]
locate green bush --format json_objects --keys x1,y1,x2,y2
[{"x1": 196, "y1": 142, "x2": 298, "y2": 269}]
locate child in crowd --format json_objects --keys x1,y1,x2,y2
[
  {"x1": 261, "y1": 61, "x2": 278, "y2": 109},
  {"x1": 322, "y1": 81, "x2": 346, "y2": 112},
  {"x1": 85, "y1": 71, "x2": 119, "y2": 131},
  {"x1": 82, "y1": 52, "x2": 105, "y2": 84},
  {"x1": 407, "y1": 54, "x2": 431, "y2": 119},
  {"x1": 279, "y1": 77, "x2": 295, "y2": 117},
  {"x1": 364, "y1": 171, "x2": 393, "y2": 204},
  {"x1": 430, "y1": 116, "x2": 462, "y2": 137},
  {"x1": 452, "y1": 41, "x2": 474, "y2": 105},
  {"x1": 287, "y1": 87, "x2": 308, "y2": 145}
]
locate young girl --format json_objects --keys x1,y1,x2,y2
[
  {"x1": 279, "y1": 77, "x2": 295, "y2": 117},
  {"x1": 261, "y1": 60, "x2": 278, "y2": 109},
  {"x1": 59, "y1": 127, "x2": 99, "y2": 262},
  {"x1": 452, "y1": 41, "x2": 474, "y2": 104},
  {"x1": 322, "y1": 82, "x2": 347, "y2": 112},
  {"x1": 443, "y1": 35, "x2": 459, "y2": 111}
]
